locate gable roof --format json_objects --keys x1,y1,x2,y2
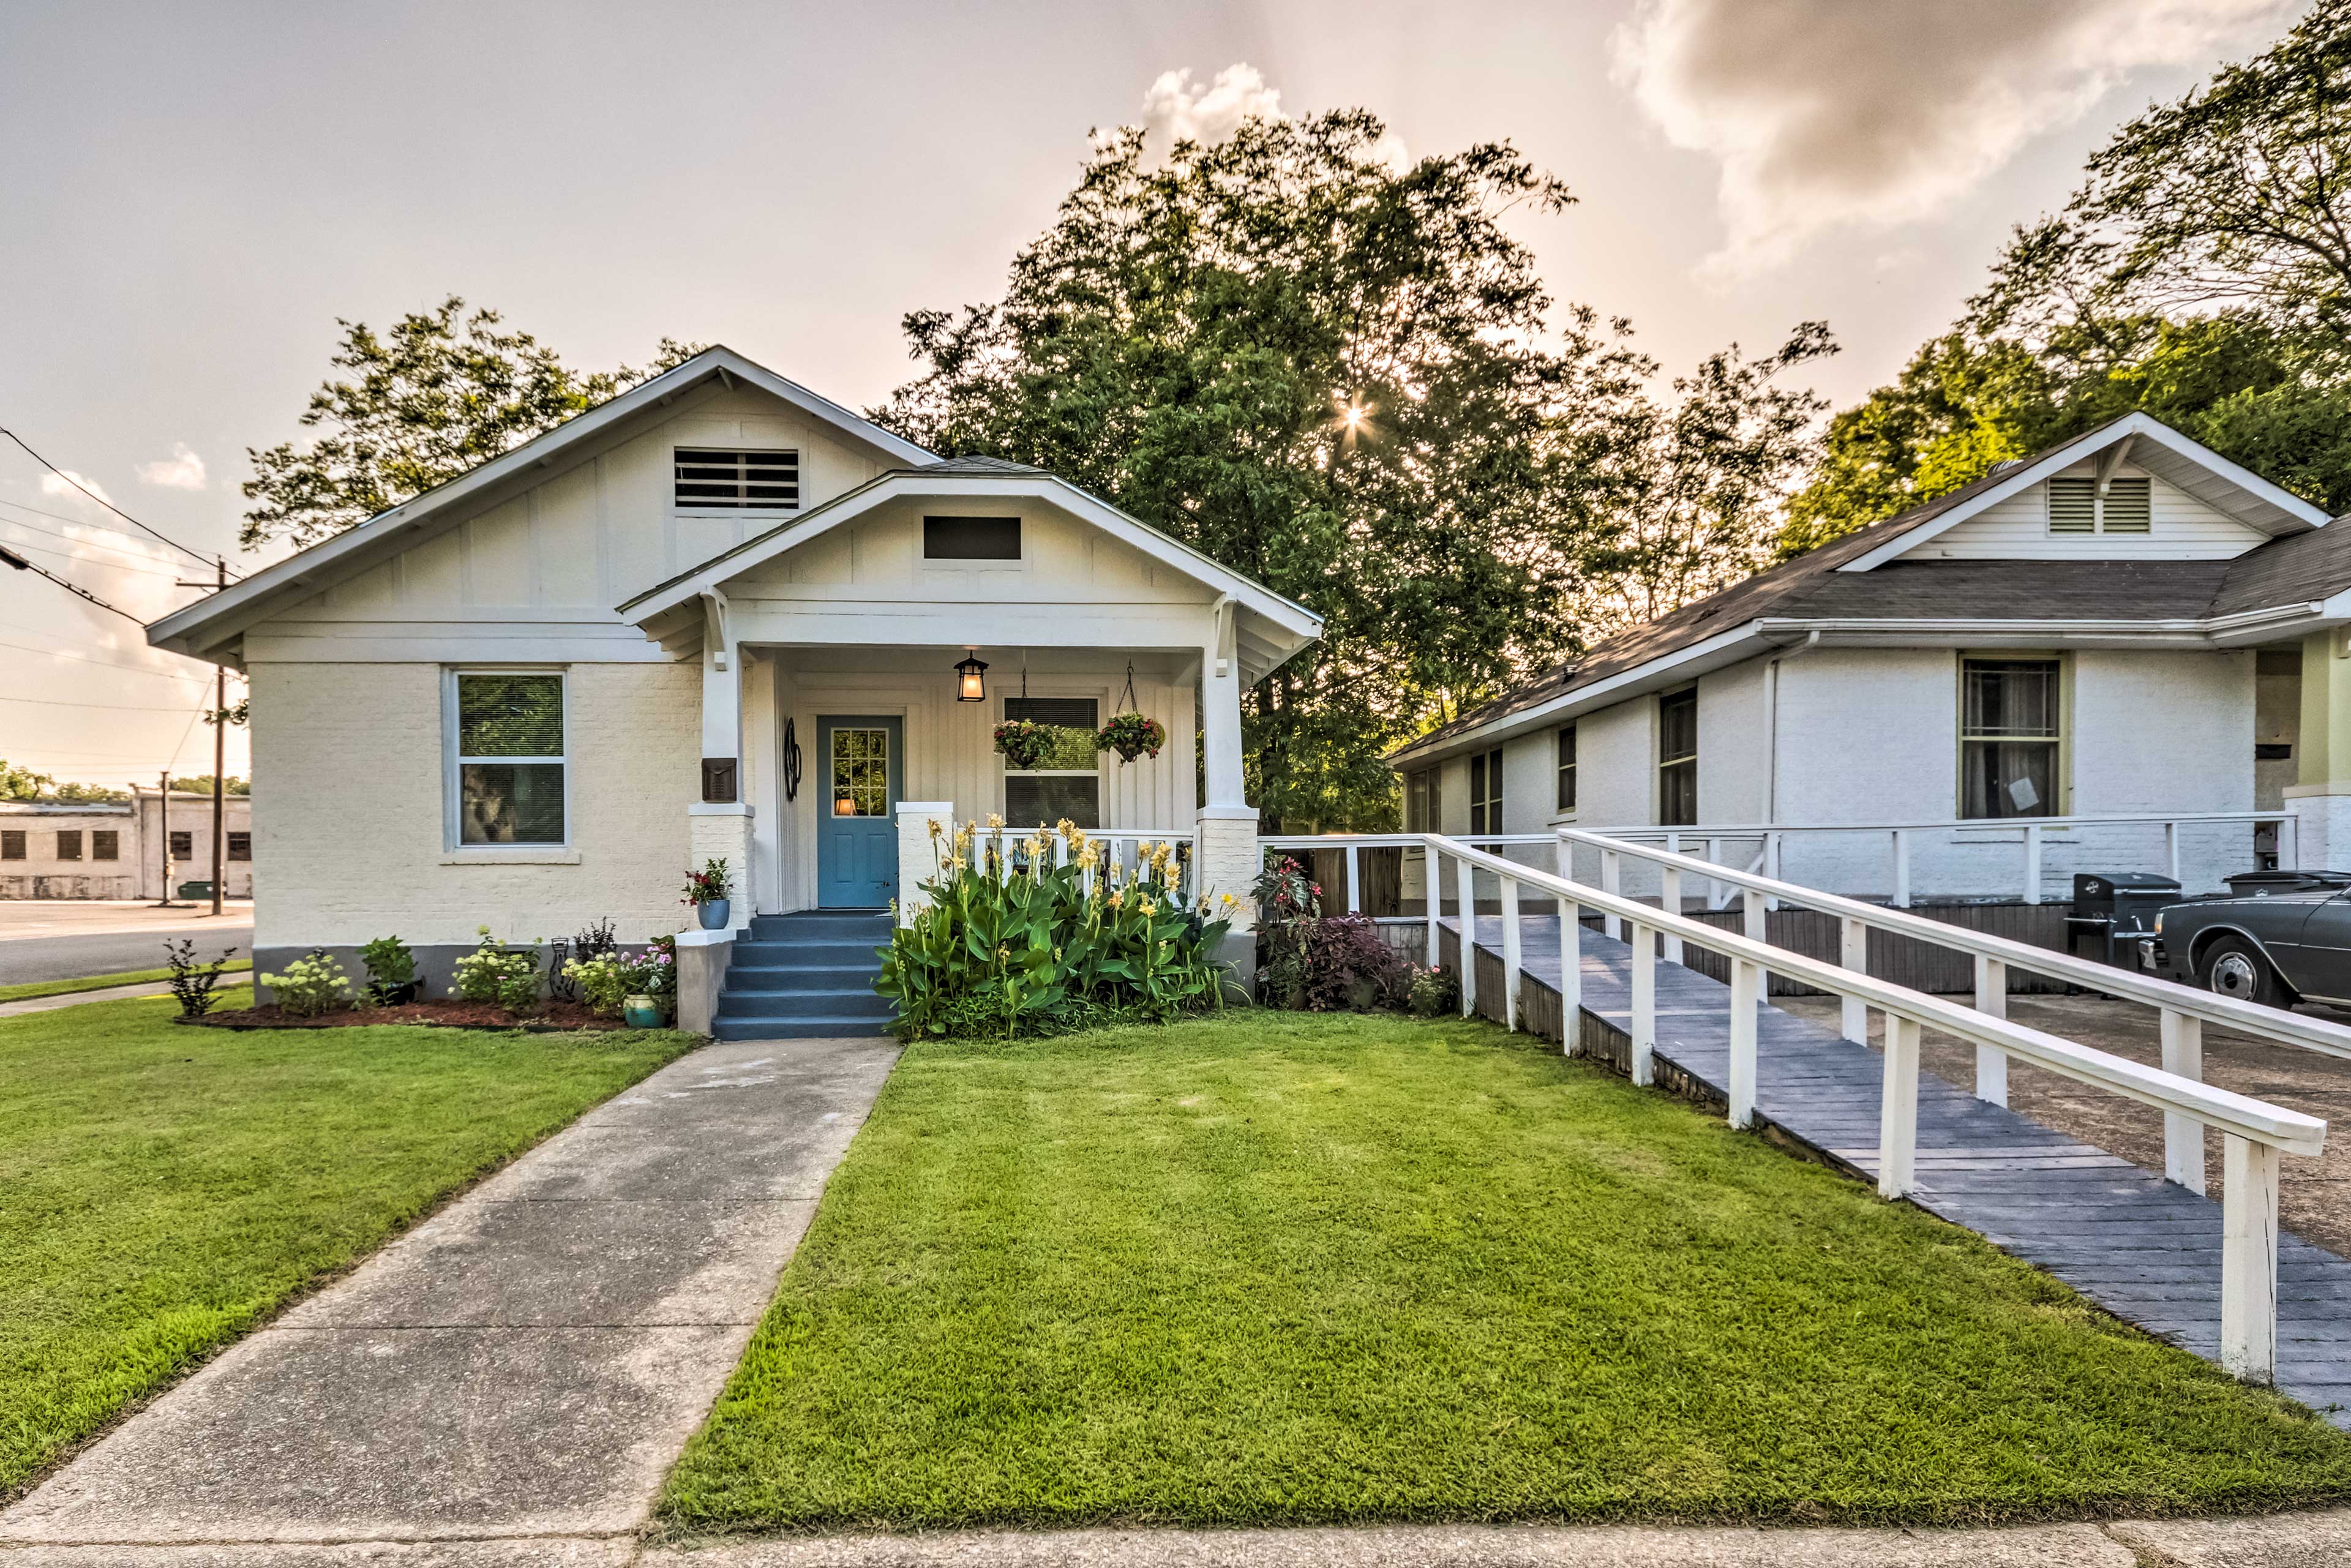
[
  {"x1": 1834, "y1": 410, "x2": 2325, "y2": 572},
  {"x1": 147, "y1": 347, "x2": 937, "y2": 662},
  {"x1": 1392, "y1": 415, "x2": 2341, "y2": 767},
  {"x1": 618, "y1": 461, "x2": 1325, "y2": 685}
]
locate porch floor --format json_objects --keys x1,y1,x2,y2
[{"x1": 1446, "y1": 913, "x2": 2351, "y2": 1428}]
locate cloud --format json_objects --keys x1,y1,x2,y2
[
  {"x1": 1134, "y1": 62, "x2": 1410, "y2": 170},
  {"x1": 1141, "y1": 64, "x2": 1286, "y2": 148},
  {"x1": 136, "y1": 444, "x2": 206, "y2": 490},
  {"x1": 39, "y1": 468, "x2": 113, "y2": 507},
  {"x1": 1612, "y1": 0, "x2": 2292, "y2": 275}
]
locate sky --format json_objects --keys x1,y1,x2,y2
[{"x1": 0, "y1": 0, "x2": 2308, "y2": 789}]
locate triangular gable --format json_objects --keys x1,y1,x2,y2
[
  {"x1": 148, "y1": 347, "x2": 936, "y2": 662},
  {"x1": 618, "y1": 465, "x2": 1323, "y2": 683},
  {"x1": 1835, "y1": 411, "x2": 2328, "y2": 574}
]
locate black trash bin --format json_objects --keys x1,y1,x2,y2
[{"x1": 2068, "y1": 871, "x2": 2183, "y2": 966}]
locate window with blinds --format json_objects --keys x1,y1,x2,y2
[
  {"x1": 673, "y1": 448, "x2": 799, "y2": 509},
  {"x1": 2047, "y1": 474, "x2": 2150, "y2": 535}
]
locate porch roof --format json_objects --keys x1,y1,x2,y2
[{"x1": 617, "y1": 460, "x2": 1324, "y2": 685}]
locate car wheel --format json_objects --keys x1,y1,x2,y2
[{"x1": 2200, "y1": 935, "x2": 2293, "y2": 1008}]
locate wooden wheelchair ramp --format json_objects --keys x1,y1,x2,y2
[{"x1": 1445, "y1": 912, "x2": 2351, "y2": 1429}]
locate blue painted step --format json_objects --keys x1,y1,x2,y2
[{"x1": 711, "y1": 908, "x2": 896, "y2": 1040}]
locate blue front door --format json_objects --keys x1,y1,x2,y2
[{"x1": 817, "y1": 716, "x2": 902, "y2": 908}]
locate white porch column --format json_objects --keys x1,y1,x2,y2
[
  {"x1": 895, "y1": 802, "x2": 954, "y2": 925},
  {"x1": 1194, "y1": 600, "x2": 1259, "y2": 977},
  {"x1": 692, "y1": 592, "x2": 751, "y2": 932}
]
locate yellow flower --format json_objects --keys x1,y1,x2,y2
[
  {"x1": 1077, "y1": 845, "x2": 1099, "y2": 869},
  {"x1": 1139, "y1": 899, "x2": 1156, "y2": 917},
  {"x1": 1221, "y1": 893, "x2": 1239, "y2": 908},
  {"x1": 926, "y1": 819, "x2": 943, "y2": 839},
  {"x1": 1108, "y1": 891, "x2": 1123, "y2": 909},
  {"x1": 987, "y1": 812, "x2": 1005, "y2": 830}
]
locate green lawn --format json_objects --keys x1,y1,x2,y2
[
  {"x1": 662, "y1": 1013, "x2": 2351, "y2": 1532},
  {"x1": 0, "y1": 989, "x2": 696, "y2": 1497},
  {"x1": 0, "y1": 960, "x2": 251, "y2": 1005}
]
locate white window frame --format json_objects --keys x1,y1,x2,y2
[
  {"x1": 1957, "y1": 653, "x2": 2068, "y2": 820},
  {"x1": 670, "y1": 446, "x2": 801, "y2": 520},
  {"x1": 1468, "y1": 747, "x2": 1504, "y2": 836},
  {"x1": 999, "y1": 691, "x2": 1104, "y2": 828},
  {"x1": 444, "y1": 667, "x2": 573, "y2": 856}
]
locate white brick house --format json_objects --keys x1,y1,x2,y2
[
  {"x1": 147, "y1": 348, "x2": 1320, "y2": 994},
  {"x1": 1392, "y1": 414, "x2": 2347, "y2": 904}
]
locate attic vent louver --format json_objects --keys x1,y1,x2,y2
[{"x1": 675, "y1": 449, "x2": 799, "y2": 510}]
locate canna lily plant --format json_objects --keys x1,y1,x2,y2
[{"x1": 874, "y1": 818, "x2": 1231, "y2": 1040}]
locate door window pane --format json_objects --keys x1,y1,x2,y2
[{"x1": 830, "y1": 727, "x2": 890, "y2": 817}]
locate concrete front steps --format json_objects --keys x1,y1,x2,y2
[{"x1": 713, "y1": 909, "x2": 896, "y2": 1040}]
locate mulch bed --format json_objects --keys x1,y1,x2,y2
[{"x1": 178, "y1": 998, "x2": 637, "y2": 1032}]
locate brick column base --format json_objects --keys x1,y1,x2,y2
[
  {"x1": 1194, "y1": 806, "x2": 1261, "y2": 992},
  {"x1": 895, "y1": 803, "x2": 955, "y2": 924},
  {"x1": 688, "y1": 803, "x2": 754, "y2": 933}
]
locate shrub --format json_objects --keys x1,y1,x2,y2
[
  {"x1": 564, "y1": 951, "x2": 633, "y2": 1016},
  {"x1": 876, "y1": 819, "x2": 1232, "y2": 1041},
  {"x1": 1294, "y1": 914, "x2": 1414, "y2": 1011},
  {"x1": 452, "y1": 927, "x2": 542, "y2": 1014},
  {"x1": 358, "y1": 935, "x2": 417, "y2": 1003},
  {"x1": 1408, "y1": 964, "x2": 1461, "y2": 1018},
  {"x1": 260, "y1": 950, "x2": 352, "y2": 1018},
  {"x1": 163, "y1": 937, "x2": 237, "y2": 1019}
]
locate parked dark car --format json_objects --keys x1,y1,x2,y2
[{"x1": 2143, "y1": 870, "x2": 2351, "y2": 1008}]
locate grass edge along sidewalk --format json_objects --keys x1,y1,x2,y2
[
  {"x1": 661, "y1": 1012, "x2": 2351, "y2": 1534},
  {"x1": 0, "y1": 989, "x2": 696, "y2": 1498},
  {"x1": 0, "y1": 961, "x2": 252, "y2": 1005}
]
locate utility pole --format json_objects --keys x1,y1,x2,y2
[
  {"x1": 156, "y1": 770, "x2": 172, "y2": 907},
  {"x1": 174, "y1": 556, "x2": 232, "y2": 917},
  {"x1": 209, "y1": 557, "x2": 225, "y2": 917}
]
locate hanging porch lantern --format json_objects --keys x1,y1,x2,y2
[{"x1": 954, "y1": 650, "x2": 989, "y2": 702}]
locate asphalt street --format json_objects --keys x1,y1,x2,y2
[{"x1": 0, "y1": 902, "x2": 253, "y2": 985}]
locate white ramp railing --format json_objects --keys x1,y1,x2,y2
[
  {"x1": 1583, "y1": 811, "x2": 2294, "y2": 907},
  {"x1": 1261, "y1": 831, "x2": 2328, "y2": 1386}
]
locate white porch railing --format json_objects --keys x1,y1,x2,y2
[
  {"x1": 1575, "y1": 812, "x2": 2296, "y2": 908},
  {"x1": 1262, "y1": 830, "x2": 2329, "y2": 1386},
  {"x1": 970, "y1": 825, "x2": 1198, "y2": 897}
]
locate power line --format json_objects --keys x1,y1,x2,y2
[
  {"x1": 0, "y1": 527, "x2": 184, "y2": 580},
  {"x1": 0, "y1": 546, "x2": 144, "y2": 622},
  {"x1": 0, "y1": 692, "x2": 213, "y2": 713},
  {"x1": 0, "y1": 427, "x2": 239, "y2": 579},
  {"x1": 0, "y1": 636, "x2": 208, "y2": 683}
]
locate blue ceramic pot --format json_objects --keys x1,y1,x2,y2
[
  {"x1": 622, "y1": 994, "x2": 663, "y2": 1029},
  {"x1": 698, "y1": 898, "x2": 731, "y2": 931}
]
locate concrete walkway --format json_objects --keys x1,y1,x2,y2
[
  {"x1": 0, "y1": 979, "x2": 174, "y2": 1017},
  {"x1": 0, "y1": 1035, "x2": 900, "y2": 1562}
]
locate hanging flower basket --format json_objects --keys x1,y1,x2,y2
[
  {"x1": 1097, "y1": 711, "x2": 1166, "y2": 763},
  {"x1": 994, "y1": 719, "x2": 1054, "y2": 770}
]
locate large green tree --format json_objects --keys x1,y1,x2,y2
[
  {"x1": 1785, "y1": 2, "x2": 2351, "y2": 553},
  {"x1": 875, "y1": 111, "x2": 1817, "y2": 828},
  {"x1": 243, "y1": 298, "x2": 700, "y2": 549}
]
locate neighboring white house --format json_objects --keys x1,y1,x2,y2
[
  {"x1": 146, "y1": 348, "x2": 1320, "y2": 992},
  {"x1": 0, "y1": 789, "x2": 253, "y2": 901},
  {"x1": 1389, "y1": 413, "x2": 2350, "y2": 903}
]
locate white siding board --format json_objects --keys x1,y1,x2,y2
[{"x1": 1901, "y1": 466, "x2": 2269, "y2": 561}]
